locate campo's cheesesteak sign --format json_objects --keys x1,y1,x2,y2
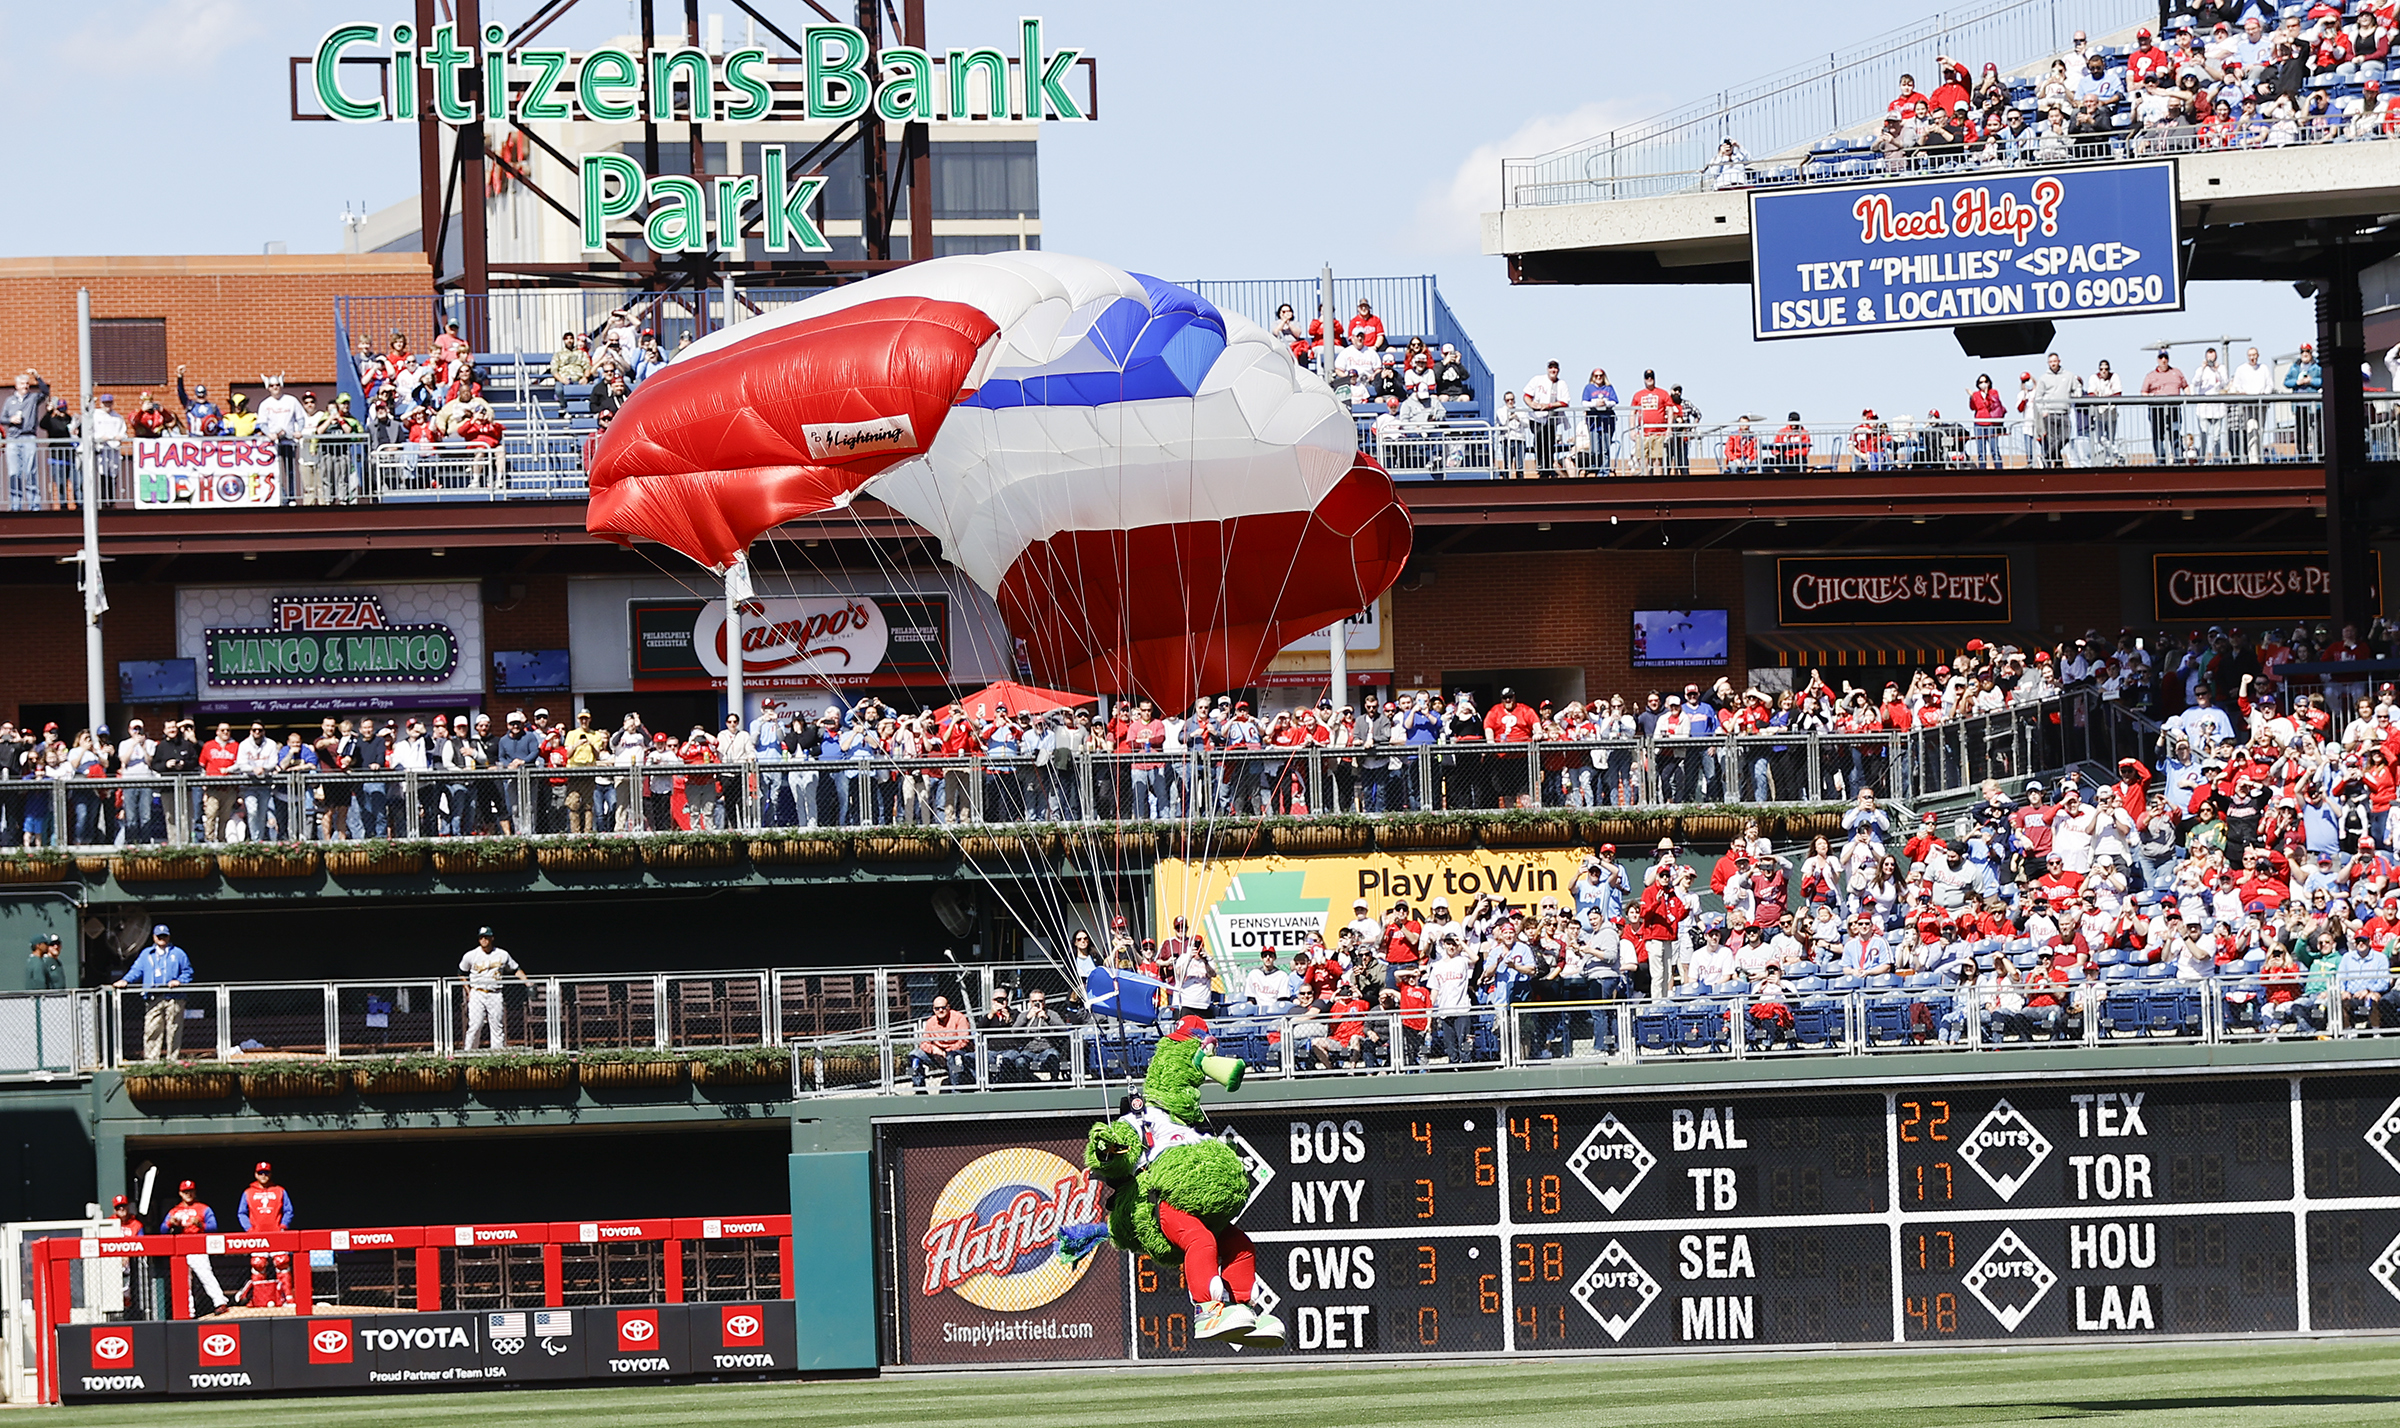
[
  {"x1": 629, "y1": 594, "x2": 950, "y2": 690},
  {"x1": 1775, "y1": 554, "x2": 2012, "y2": 627}
]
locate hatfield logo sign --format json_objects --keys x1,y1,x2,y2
[
  {"x1": 205, "y1": 593, "x2": 459, "y2": 688},
  {"x1": 307, "y1": 19, "x2": 1089, "y2": 253}
]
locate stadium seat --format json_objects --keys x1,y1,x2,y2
[
  {"x1": 2139, "y1": 962, "x2": 2171, "y2": 980},
  {"x1": 1791, "y1": 1002, "x2": 1845, "y2": 1049},
  {"x1": 1795, "y1": 976, "x2": 1827, "y2": 993}
]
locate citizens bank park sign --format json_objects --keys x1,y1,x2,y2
[
  {"x1": 305, "y1": 18, "x2": 1091, "y2": 254},
  {"x1": 629, "y1": 594, "x2": 949, "y2": 690},
  {"x1": 1775, "y1": 554, "x2": 2013, "y2": 627}
]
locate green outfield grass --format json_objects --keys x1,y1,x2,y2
[{"x1": 50, "y1": 1339, "x2": 2400, "y2": 1427}]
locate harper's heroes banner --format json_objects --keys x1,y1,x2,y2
[
  {"x1": 1750, "y1": 163, "x2": 2180, "y2": 340},
  {"x1": 2151, "y1": 550, "x2": 2386, "y2": 621},
  {"x1": 1775, "y1": 554, "x2": 2013, "y2": 627}
]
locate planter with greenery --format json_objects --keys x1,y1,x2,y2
[
  {"x1": 460, "y1": 1051, "x2": 574, "y2": 1093},
  {"x1": 216, "y1": 845, "x2": 322, "y2": 880},
  {"x1": 1479, "y1": 816, "x2": 1581, "y2": 848},
  {"x1": 74, "y1": 854, "x2": 114, "y2": 878},
  {"x1": 0, "y1": 852, "x2": 72, "y2": 883},
  {"x1": 853, "y1": 831, "x2": 951, "y2": 862},
  {"x1": 805, "y1": 1044, "x2": 887, "y2": 1091},
  {"x1": 576, "y1": 1046, "x2": 688, "y2": 1089},
  {"x1": 112, "y1": 851, "x2": 216, "y2": 883},
  {"x1": 745, "y1": 831, "x2": 849, "y2": 865},
  {"x1": 533, "y1": 835, "x2": 645, "y2": 873},
  {"x1": 1271, "y1": 820, "x2": 1369, "y2": 854},
  {"x1": 122, "y1": 1061, "x2": 239, "y2": 1102},
  {"x1": 688, "y1": 1045, "x2": 793, "y2": 1086},
  {"x1": 235, "y1": 1060, "x2": 347, "y2": 1098},
  {"x1": 641, "y1": 833, "x2": 745, "y2": 869},
  {"x1": 347, "y1": 1055, "x2": 464, "y2": 1095},
  {"x1": 954, "y1": 830, "x2": 1048, "y2": 861},
  {"x1": 322, "y1": 840, "x2": 429, "y2": 878},
  {"x1": 1370, "y1": 817, "x2": 1475, "y2": 850},
  {"x1": 431, "y1": 839, "x2": 533, "y2": 875}
]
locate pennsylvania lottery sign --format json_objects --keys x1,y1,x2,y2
[{"x1": 1749, "y1": 162, "x2": 2179, "y2": 340}]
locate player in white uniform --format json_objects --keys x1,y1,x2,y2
[{"x1": 458, "y1": 926, "x2": 529, "y2": 1050}]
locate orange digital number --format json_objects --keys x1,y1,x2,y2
[
  {"x1": 1474, "y1": 1146, "x2": 1496, "y2": 1187},
  {"x1": 1417, "y1": 1245, "x2": 1438, "y2": 1286},
  {"x1": 1479, "y1": 1274, "x2": 1500, "y2": 1313},
  {"x1": 1524, "y1": 1174, "x2": 1562, "y2": 1215},
  {"x1": 1415, "y1": 1179, "x2": 1437, "y2": 1219},
  {"x1": 1411, "y1": 1120, "x2": 1433, "y2": 1156},
  {"x1": 1509, "y1": 1113, "x2": 1561, "y2": 1152},
  {"x1": 1416, "y1": 1306, "x2": 1440, "y2": 1346},
  {"x1": 1136, "y1": 1256, "x2": 1159, "y2": 1293}
]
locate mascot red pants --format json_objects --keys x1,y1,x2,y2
[{"x1": 1159, "y1": 1203, "x2": 1256, "y2": 1305}]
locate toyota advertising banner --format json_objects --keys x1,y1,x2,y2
[
  {"x1": 892, "y1": 1120, "x2": 1126, "y2": 1365},
  {"x1": 57, "y1": 1303, "x2": 796, "y2": 1401},
  {"x1": 629, "y1": 593, "x2": 951, "y2": 691}
]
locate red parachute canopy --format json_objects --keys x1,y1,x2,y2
[{"x1": 584, "y1": 295, "x2": 998, "y2": 570}]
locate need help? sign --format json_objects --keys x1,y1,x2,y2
[{"x1": 1749, "y1": 162, "x2": 2179, "y2": 339}]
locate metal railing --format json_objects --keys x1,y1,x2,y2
[
  {"x1": 74, "y1": 961, "x2": 1072, "y2": 1071},
  {"x1": 782, "y1": 959, "x2": 2400, "y2": 1097},
  {"x1": 1515, "y1": 112, "x2": 2400, "y2": 208},
  {"x1": 1500, "y1": 0, "x2": 2150, "y2": 207},
  {"x1": 0, "y1": 693, "x2": 2125, "y2": 850},
  {"x1": 0, "y1": 993, "x2": 101, "y2": 1075},
  {"x1": 4, "y1": 434, "x2": 589, "y2": 512},
  {"x1": 1365, "y1": 393, "x2": 2343, "y2": 479}
]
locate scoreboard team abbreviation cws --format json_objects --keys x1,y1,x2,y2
[{"x1": 887, "y1": 1071, "x2": 2400, "y2": 1365}]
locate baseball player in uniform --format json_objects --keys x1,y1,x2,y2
[
  {"x1": 160, "y1": 1179, "x2": 231, "y2": 1314},
  {"x1": 236, "y1": 1161, "x2": 295, "y2": 1307},
  {"x1": 459, "y1": 926, "x2": 529, "y2": 1050}
]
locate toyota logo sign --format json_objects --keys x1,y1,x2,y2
[
  {"x1": 93, "y1": 1335, "x2": 130, "y2": 1362},
  {"x1": 199, "y1": 1330, "x2": 240, "y2": 1364},
  {"x1": 312, "y1": 1328, "x2": 350, "y2": 1355},
  {"x1": 724, "y1": 1314, "x2": 760, "y2": 1339},
  {"x1": 622, "y1": 1318, "x2": 656, "y2": 1343}
]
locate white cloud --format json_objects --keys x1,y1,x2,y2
[{"x1": 1414, "y1": 100, "x2": 1651, "y2": 254}]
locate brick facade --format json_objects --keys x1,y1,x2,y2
[
  {"x1": 1392, "y1": 549, "x2": 1748, "y2": 702},
  {"x1": 0, "y1": 254, "x2": 431, "y2": 409}
]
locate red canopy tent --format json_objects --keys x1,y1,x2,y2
[{"x1": 947, "y1": 680, "x2": 1099, "y2": 716}]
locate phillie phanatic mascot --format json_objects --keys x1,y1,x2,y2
[{"x1": 1059, "y1": 1015, "x2": 1280, "y2": 1346}]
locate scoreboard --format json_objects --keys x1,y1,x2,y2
[{"x1": 885, "y1": 1070, "x2": 2400, "y2": 1364}]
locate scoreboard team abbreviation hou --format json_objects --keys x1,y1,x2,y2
[
  {"x1": 886, "y1": 1070, "x2": 2400, "y2": 1365},
  {"x1": 1750, "y1": 162, "x2": 2181, "y2": 339}
]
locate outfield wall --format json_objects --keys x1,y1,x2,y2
[{"x1": 823, "y1": 1042, "x2": 2400, "y2": 1368}]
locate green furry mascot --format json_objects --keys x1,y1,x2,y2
[{"x1": 1059, "y1": 1015, "x2": 1281, "y2": 1346}]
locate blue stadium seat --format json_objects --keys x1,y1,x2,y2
[
  {"x1": 1832, "y1": 974, "x2": 1865, "y2": 991},
  {"x1": 2102, "y1": 963, "x2": 2137, "y2": 980},
  {"x1": 1675, "y1": 1007, "x2": 1731, "y2": 1052},
  {"x1": 1791, "y1": 1002, "x2": 1846, "y2": 1049},
  {"x1": 1633, "y1": 1009, "x2": 1677, "y2": 1052},
  {"x1": 2100, "y1": 991, "x2": 2147, "y2": 1036},
  {"x1": 2139, "y1": 961, "x2": 2172, "y2": 980},
  {"x1": 2149, "y1": 988, "x2": 2203, "y2": 1035},
  {"x1": 1862, "y1": 998, "x2": 1926, "y2": 1046},
  {"x1": 2012, "y1": 951, "x2": 2040, "y2": 969}
]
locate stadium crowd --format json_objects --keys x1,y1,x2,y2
[
  {"x1": 1707, "y1": 8, "x2": 2400, "y2": 190},
  {"x1": 10, "y1": 613, "x2": 2398, "y2": 849}
]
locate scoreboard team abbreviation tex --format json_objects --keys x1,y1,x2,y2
[{"x1": 1751, "y1": 162, "x2": 2182, "y2": 339}]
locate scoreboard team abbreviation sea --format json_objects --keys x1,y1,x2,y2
[{"x1": 1750, "y1": 162, "x2": 2181, "y2": 339}]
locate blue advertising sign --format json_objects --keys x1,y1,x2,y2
[{"x1": 1749, "y1": 162, "x2": 2180, "y2": 340}]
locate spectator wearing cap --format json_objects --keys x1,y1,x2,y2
[
  {"x1": 26, "y1": 931, "x2": 64, "y2": 990},
  {"x1": 115, "y1": 924, "x2": 193, "y2": 1059},
  {"x1": 458, "y1": 925, "x2": 528, "y2": 1051}
]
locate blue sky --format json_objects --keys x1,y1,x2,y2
[{"x1": 9, "y1": 0, "x2": 2315, "y2": 421}]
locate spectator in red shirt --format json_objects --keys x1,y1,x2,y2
[
  {"x1": 2127, "y1": 28, "x2": 2174, "y2": 85},
  {"x1": 1346, "y1": 301, "x2": 1385, "y2": 353},
  {"x1": 1629, "y1": 371, "x2": 1672, "y2": 473},
  {"x1": 198, "y1": 721, "x2": 241, "y2": 841},
  {"x1": 2025, "y1": 948, "x2": 2076, "y2": 1040},
  {"x1": 1394, "y1": 966, "x2": 1432, "y2": 1065},
  {"x1": 1887, "y1": 72, "x2": 1924, "y2": 115}
]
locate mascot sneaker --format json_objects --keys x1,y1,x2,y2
[
  {"x1": 1235, "y1": 1309, "x2": 1286, "y2": 1348},
  {"x1": 1192, "y1": 1301, "x2": 1257, "y2": 1340}
]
